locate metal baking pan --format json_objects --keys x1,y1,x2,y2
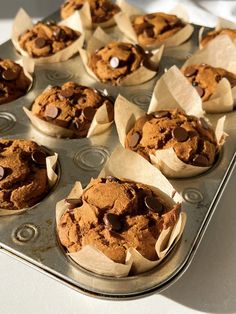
[{"x1": 0, "y1": 9, "x2": 236, "y2": 299}]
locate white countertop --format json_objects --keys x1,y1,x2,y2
[{"x1": 0, "y1": 1, "x2": 236, "y2": 314}]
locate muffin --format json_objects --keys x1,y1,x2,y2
[
  {"x1": 0, "y1": 139, "x2": 50, "y2": 210},
  {"x1": 88, "y1": 42, "x2": 154, "y2": 85},
  {"x1": 0, "y1": 58, "x2": 31, "y2": 105},
  {"x1": 182, "y1": 64, "x2": 236, "y2": 101},
  {"x1": 125, "y1": 109, "x2": 218, "y2": 168},
  {"x1": 57, "y1": 176, "x2": 181, "y2": 264},
  {"x1": 201, "y1": 28, "x2": 236, "y2": 47},
  {"x1": 31, "y1": 82, "x2": 114, "y2": 138},
  {"x1": 61, "y1": 0, "x2": 120, "y2": 23},
  {"x1": 132, "y1": 12, "x2": 185, "y2": 47},
  {"x1": 18, "y1": 21, "x2": 80, "y2": 58}
]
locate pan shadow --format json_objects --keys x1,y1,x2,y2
[{"x1": 161, "y1": 162, "x2": 236, "y2": 314}]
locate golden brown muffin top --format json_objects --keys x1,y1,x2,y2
[
  {"x1": 58, "y1": 177, "x2": 180, "y2": 263},
  {"x1": 0, "y1": 139, "x2": 49, "y2": 210},
  {"x1": 19, "y1": 21, "x2": 80, "y2": 58},
  {"x1": 182, "y1": 64, "x2": 236, "y2": 101},
  {"x1": 132, "y1": 12, "x2": 185, "y2": 46},
  {"x1": 61, "y1": 0, "x2": 120, "y2": 23},
  {"x1": 125, "y1": 109, "x2": 218, "y2": 167},
  {"x1": 0, "y1": 58, "x2": 31, "y2": 105},
  {"x1": 31, "y1": 82, "x2": 114, "y2": 138}
]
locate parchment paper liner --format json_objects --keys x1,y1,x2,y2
[
  {"x1": 79, "y1": 27, "x2": 164, "y2": 86},
  {"x1": 74, "y1": 1, "x2": 120, "y2": 30},
  {"x1": 115, "y1": 94, "x2": 226, "y2": 178},
  {"x1": 199, "y1": 17, "x2": 236, "y2": 49},
  {"x1": 114, "y1": 0, "x2": 194, "y2": 50},
  {"x1": 23, "y1": 86, "x2": 113, "y2": 138},
  {"x1": 182, "y1": 35, "x2": 236, "y2": 112},
  {"x1": 12, "y1": 9, "x2": 85, "y2": 64},
  {"x1": 56, "y1": 146, "x2": 186, "y2": 277},
  {"x1": 0, "y1": 153, "x2": 58, "y2": 216},
  {"x1": 16, "y1": 57, "x2": 34, "y2": 92}
]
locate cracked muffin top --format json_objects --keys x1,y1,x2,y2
[
  {"x1": 18, "y1": 21, "x2": 80, "y2": 58},
  {"x1": 201, "y1": 28, "x2": 236, "y2": 47},
  {"x1": 0, "y1": 58, "x2": 31, "y2": 105},
  {"x1": 182, "y1": 64, "x2": 236, "y2": 101},
  {"x1": 132, "y1": 12, "x2": 185, "y2": 47},
  {"x1": 61, "y1": 0, "x2": 120, "y2": 23},
  {"x1": 0, "y1": 139, "x2": 50, "y2": 210},
  {"x1": 31, "y1": 82, "x2": 114, "y2": 138},
  {"x1": 57, "y1": 176, "x2": 180, "y2": 264},
  {"x1": 125, "y1": 109, "x2": 218, "y2": 168},
  {"x1": 88, "y1": 42, "x2": 153, "y2": 85}
]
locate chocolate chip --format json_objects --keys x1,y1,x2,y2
[
  {"x1": 184, "y1": 66, "x2": 197, "y2": 77},
  {"x1": 117, "y1": 44, "x2": 131, "y2": 51},
  {"x1": 60, "y1": 88, "x2": 74, "y2": 99},
  {"x1": 134, "y1": 44, "x2": 146, "y2": 56},
  {"x1": 44, "y1": 106, "x2": 59, "y2": 119},
  {"x1": 31, "y1": 150, "x2": 47, "y2": 166},
  {"x1": 0, "y1": 166, "x2": 5, "y2": 180},
  {"x1": 75, "y1": 4, "x2": 83, "y2": 10},
  {"x1": 110, "y1": 57, "x2": 119, "y2": 68},
  {"x1": 82, "y1": 107, "x2": 96, "y2": 121},
  {"x1": 65, "y1": 198, "x2": 83, "y2": 210},
  {"x1": 195, "y1": 85, "x2": 205, "y2": 97},
  {"x1": 129, "y1": 132, "x2": 141, "y2": 148},
  {"x1": 144, "y1": 27, "x2": 154, "y2": 38},
  {"x1": 172, "y1": 127, "x2": 189, "y2": 142},
  {"x1": 53, "y1": 28, "x2": 66, "y2": 41},
  {"x1": 192, "y1": 81, "x2": 198, "y2": 87},
  {"x1": 153, "y1": 111, "x2": 170, "y2": 119},
  {"x1": 215, "y1": 74, "x2": 222, "y2": 83},
  {"x1": 2, "y1": 69, "x2": 19, "y2": 81},
  {"x1": 35, "y1": 37, "x2": 46, "y2": 48},
  {"x1": 103, "y1": 213, "x2": 122, "y2": 232},
  {"x1": 193, "y1": 155, "x2": 209, "y2": 167},
  {"x1": 144, "y1": 196, "x2": 163, "y2": 214},
  {"x1": 145, "y1": 13, "x2": 156, "y2": 19},
  {"x1": 198, "y1": 117, "x2": 209, "y2": 130},
  {"x1": 106, "y1": 176, "x2": 120, "y2": 183}
]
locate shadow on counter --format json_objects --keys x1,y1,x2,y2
[{"x1": 161, "y1": 162, "x2": 236, "y2": 314}]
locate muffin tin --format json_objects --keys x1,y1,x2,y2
[{"x1": 0, "y1": 8, "x2": 236, "y2": 300}]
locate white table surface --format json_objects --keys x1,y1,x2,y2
[{"x1": 0, "y1": 1, "x2": 236, "y2": 314}]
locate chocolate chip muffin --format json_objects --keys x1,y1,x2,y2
[
  {"x1": 0, "y1": 139, "x2": 50, "y2": 210},
  {"x1": 182, "y1": 64, "x2": 236, "y2": 101},
  {"x1": 31, "y1": 82, "x2": 114, "y2": 138},
  {"x1": 0, "y1": 59, "x2": 31, "y2": 105},
  {"x1": 201, "y1": 28, "x2": 236, "y2": 47},
  {"x1": 88, "y1": 42, "x2": 153, "y2": 85},
  {"x1": 58, "y1": 177, "x2": 180, "y2": 263},
  {"x1": 61, "y1": 0, "x2": 120, "y2": 23},
  {"x1": 18, "y1": 21, "x2": 80, "y2": 58},
  {"x1": 125, "y1": 109, "x2": 218, "y2": 167},
  {"x1": 132, "y1": 12, "x2": 185, "y2": 47}
]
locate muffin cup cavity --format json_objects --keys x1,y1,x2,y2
[
  {"x1": 12, "y1": 8, "x2": 85, "y2": 64},
  {"x1": 56, "y1": 146, "x2": 186, "y2": 277},
  {"x1": 115, "y1": 94, "x2": 226, "y2": 178},
  {"x1": 0, "y1": 142, "x2": 59, "y2": 216},
  {"x1": 79, "y1": 27, "x2": 164, "y2": 86},
  {"x1": 23, "y1": 84, "x2": 114, "y2": 139},
  {"x1": 181, "y1": 36, "x2": 236, "y2": 113},
  {"x1": 115, "y1": 0, "x2": 194, "y2": 50}
]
